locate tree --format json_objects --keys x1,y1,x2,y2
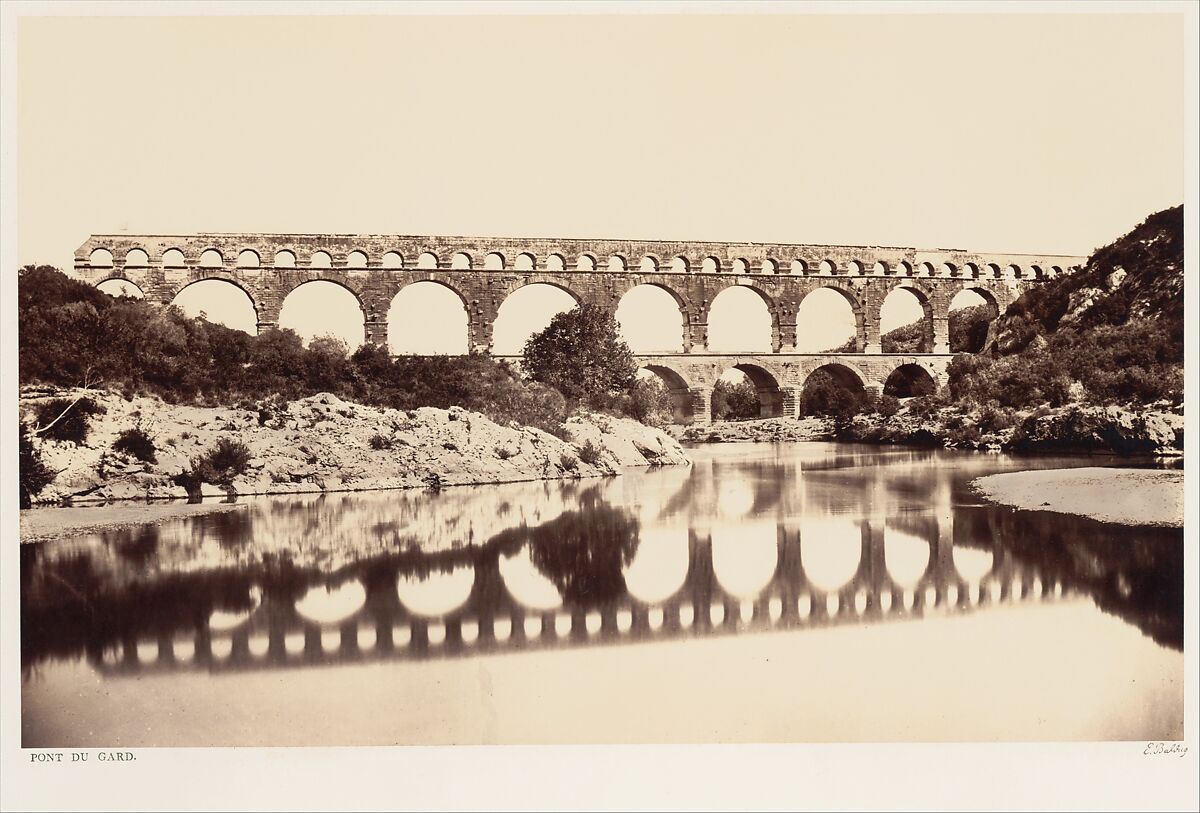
[
  {"x1": 19, "y1": 424, "x2": 55, "y2": 509},
  {"x1": 711, "y1": 379, "x2": 760, "y2": 421},
  {"x1": 522, "y1": 304, "x2": 637, "y2": 406}
]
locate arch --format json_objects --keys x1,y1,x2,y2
[
  {"x1": 388, "y1": 281, "x2": 469, "y2": 355},
  {"x1": 818, "y1": 259, "x2": 837, "y2": 276},
  {"x1": 381, "y1": 251, "x2": 404, "y2": 269},
  {"x1": 161, "y1": 248, "x2": 187, "y2": 267},
  {"x1": 917, "y1": 261, "x2": 935, "y2": 278},
  {"x1": 986, "y1": 263, "x2": 1003, "y2": 279},
  {"x1": 714, "y1": 363, "x2": 785, "y2": 419},
  {"x1": 295, "y1": 581, "x2": 367, "y2": 625},
  {"x1": 963, "y1": 262, "x2": 980, "y2": 279},
  {"x1": 948, "y1": 288, "x2": 1000, "y2": 353},
  {"x1": 800, "y1": 516, "x2": 862, "y2": 592},
  {"x1": 499, "y1": 548, "x2": 563, "y2": 610},
  {"x1": 445, "y1": 251, "x2": 470, "y2": 270},
  {"x1": 606, "y1": 255, "x2": 627, "y2": 273},
  {"x1": 638, "y1": 365, "x2": 694, "y2": 424},
  {"x1": 309, "y1": 251, "x2": 332, "y2": 269},
  {"x1": 1007, "y1": 264, "x2": 1022, "y2": 279},
  {"x1": 760, "y1": 258, "x2": 778, "y2": 275},
  {"x1": 616, "y1": 284, "x2": 684, "y2": 353},
  {"x1": 706, "y1": 285, "x2": 774, "y2": 352},
  {"x1": 515, "y1": 252, "x2": 537, "y2": 272},
  {"x1": 670, "y1": 256, "x2": 689, "y2": 274},
  {"x1": 416, "y1": 251, "x2": 439, "y2": 270},
  {"x1": 198, "y1": 249, "x2": 224, "y2": 268},
  {"x1": 97, "y1": 278, "x2": 145, "y2": 299},
  {"x1": 731, "y1": 258, "x2": 750, "y2": 275},
  {"x1": 278, "y1": 279, "x2": 366, "y2": 348},
  {"x1": 883, "y1": 363, "x2": 937, "y2": 398},
  {"x1": 171, "y1": 277, "x2": 259, "y2": 335},
  {"x1": 622, "y1": 526, "x2": 690, "y2": 603},
  {"x1": 638, "y1": 255, "x2": 659, "y2": 273},
  {"x1": 896, "y1": 261, "x2": 913, "y2": 277},
  {"x1": 701, "y1": 256, "x2": 721, "y2": 274},
  {"x1": 545, "y1": 253, "x2": 566, "y2": 272},
  {"x1": 482, "y1": 252, "x2": 504, "y2": 270},
  {"x1": 872, "y1": 261, "x2": 889, "y2": 276},
  {"x1": 346, "y1": 250, "x2": 368, "y2": 269},
  {"x1": 273, "y1": 249, "x2": 296, "y2": 268},
  {"x1": 847, "y1": 260, "x2": 865, "y2": 276},
  {"x1": 879, "y1": 286, "x2": 932, "y2": 353},
  {"x1": 492, "y1": 282, "x2": 580, "y2": 355},
  {"x1": 799, "y1": 363, "x2": 867, "y2": 418},
  {"x1": 88, "y1": 248, "x2": 114, "y2": 267},
  {"x1": 884, "y1": 526, "x2": 930, "y2": 588},
  {"x1": 1050, "y1": 265, "x2": 1064, "y2": 277},
  {"x1": 790, "y1": 259, "x2": 807, "y2": 276},
  {"x1": 941, "y1": 262, "x2": 958, "y2": 278},
  {"x1": 236, "y1": 249, "x2": 261, "y2": 268},
  {"x1": 576, "y1": 253, "x2": 596, "y2": 272},
  {"x1": 794, "y1": 286, "x2": 860, "y2": 353},
  {"x1": 396, "y1": 566, "x2": 475, "y2": 617},
  {"x1": 124, "y1": 248, "x2": 149, "y2": 267}
]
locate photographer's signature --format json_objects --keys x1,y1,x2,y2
[{"x1": 1143, "y1": 742, "x2": 1187, "y2": 758}]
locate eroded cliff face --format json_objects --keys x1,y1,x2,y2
[{"x1": 21, "y1": 388, "x2": 689, "y2": 505}]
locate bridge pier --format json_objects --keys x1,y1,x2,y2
[{"x1": 689, "y1": 386, "x2": 713, "y2": 425}]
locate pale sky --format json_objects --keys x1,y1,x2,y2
[{"x1": 20, "y1": 11, "x2": 1186, "y2": 357}]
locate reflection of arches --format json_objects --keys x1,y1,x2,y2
[
  {"x1": 883, "y1": 363, "x2": 936, "y2": 398},
  {"x1": 279, "y1": 279, "x2": 365, "y2": 348},
  {"x1": 388, "y1": 281, "x2": 469, "y2": 355},
  {"x1": 499, "y1": 548, "x2": 563, "y2": 610},
  {"x1": 296, "y1": 581, "x2": 367, "y2": 625},
  {"x1": 795, "y1": 287, "x2": 860, "y2": 353},
  {"x1": 89, "y1": 248, "x2": 114, "y2": 266},
  {"x1": 712, "y1": 521, "x2": 778, "y2": 599},
  {"x1": 396, "y1": 566, "x2": 475, "y2": 617},
  {"x1": 171, "y1": 278, "x2": 259, "y2": 334},
  {"x1": 706, "y1": 286, "x2": 773, "y2": 352},
  {"x1": 884, "y1": 527, "x2": 931, "y2": 588},
  {"x1": 492, "y1": 282, "x2": 579, "y2": 355},
  {"x1": 616, "y1": 284, "x2": 684, "y2": 352},
  {"x1": 800, "y1": 517, "x2": 862, "y2": 592},
  {"x1": 879, "y1": 286, "x2": 932, "y2": 353},
  {"x1": 622, "y1": 526, "x2": 689, "y2": 604},
  {"x1": 953, "y1": 546, "x2": 994, "y2": 583},
  {"x1": 97, "y1": 278, "x2": 145, "y2": 299},
  {"x1": 162, "y1": 248, "x2": 186, "y2": 267},
  {"x1": 124, "y1": 248, "x2": 149, "y2": 267}
]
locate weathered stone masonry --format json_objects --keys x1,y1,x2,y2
[{"x1": 73, "y1": 233, "x2": 1085, "y2": 423}]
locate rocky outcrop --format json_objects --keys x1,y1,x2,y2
[
  {"x1": 22, "y1": 389, "x2": 688, "y2": 504},
  {"x1": 671, "y1": 417, "x2": 834, "y2": 444},
  {"x1": 1008, "y1": 405, "x2": 1181, "y2": 455}
]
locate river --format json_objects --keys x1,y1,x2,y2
[{"x1": 20, "y1": 442, "x2": 1183, "y2": 746}]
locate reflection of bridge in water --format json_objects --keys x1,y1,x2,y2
[{"x1": 87, "y1": 516, "x2": 1056, "y2": 677}]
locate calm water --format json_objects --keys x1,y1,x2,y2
[{"x1": 21, "y1": 443, "x2": 1183, "y2": 745}]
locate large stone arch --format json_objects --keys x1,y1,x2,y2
[
  {"x1": 714, "y1": 361, "x2": 787, "y2": 420},
  {"x1": 878, "y1": 282, "x2": 934, "y2": 353},
  {"x1": 704, "y1": 284, "x2": 778, "y2": 353},
  {"x1": 387, "y1": 278, "x2": 471, "y2": 355},
  {"x1": 277, "y1": 277, "x2": 369, "y2": 347},
  {"x1": 638, "y1": 363, "x2": 695, "y2": 424},
  {"x1": 615, "y1": 281, "x2": 690, "y2": 354},
  {"x1": 883, "y1": 362, "x2": 938, "y2": 398},
  {"x1": 795, "y1": 284, "x2": 864, "y2": 353},
  {"x1": 170, "y1": 276, "x2": 261, "y2": 334}
]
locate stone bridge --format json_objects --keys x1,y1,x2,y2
[{"x1": 73, "y1": 233, "x2": 1086, "y2": 422}]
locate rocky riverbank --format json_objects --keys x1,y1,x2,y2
[
  {"x1": 20, "y1": 388, "x2": 689, "y2": 508},
  {"x1": 669, "y1": 416, "x2": 834, "y2": 444}
]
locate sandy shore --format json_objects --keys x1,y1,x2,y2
[
  {"x1": 971, "y1": 466, "x2": 1184, "y2": 527},
  {"x1": 19, "y1": 500, "x2": 250, "y2": 544}
]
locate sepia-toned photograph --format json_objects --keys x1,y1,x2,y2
[{"x1": 2, "y1": 1, "x2": 1196, "y2": 810}]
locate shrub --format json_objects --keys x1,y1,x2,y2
[
  {"x1": 19, "y1": 424, "x2": 56, "y2": 508},
  {"x1": 577, "y1": 440, "x2": 603, "y2": 465},
  {"x1": 113, "y1": 426, "x2": 157, "y2": 463},
  {"x1": 711, "y1": 379, "x2": 760, "y2": 421},
  {"x1": 33, "y1": 397, "x2": 106, "y2": 445},
  {"x1": 523, "y1": 304, "x2": 637, "y2": 408},
  {"x1": 183, "y1": 437, "x2": 252, "y2": 487},
  {"x1": 495, "y1": 444, "x2": 516, "y2": 460},
  {"x1": 368, "y1": 433, "x2": 392, "y2": 450},
  {"x1": 559, "y1": 453, "x2": 578, "y2": 471}
]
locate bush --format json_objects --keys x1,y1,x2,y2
[
  {"x1": 711, "y1": 379, "x2": 760, "y2": 421},
  {"x1": 577, "y1": 440, "x2": 603, "y2": 465},
  {"x1": 368, "y1": 433, "x2": 392, "y2": 450},
  {"x1": 183, "y1": 437, "x2": 252, "y2": 487},
  {"x1": 113, "y1": 426, "x2": 157, "y2": 463},
  {"x1": 33, "y1": 397, "x2": 106, "y2": 445},
  {"x1": 19, "y1": 424, "x2": 56, "y2": 508},
  {"x1": 559, "y1": 453, "x2": 578, "y2": 472},
  {"x1": 523, "y1": 304, "x2": 638, "y2": 408}
]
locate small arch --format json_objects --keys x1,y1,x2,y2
[
  {"x1": 88, "y1": 248, "x2": 114, "y2": 267},
  {"x1": 701, "y1": 257, "x2": 721, "y2": 274},
  {"x1": 545, "y1": 254, "x2": 566, "y2": 272},
  {"x1": 963, "y1": 262, "x2": 980, "y2": 279},
  {"x1": 381, "y1": 252, "x2": 403, "y2": 268},
  {"x1": 917, "y1": 261, "x2": 935, "y2": 277},
  {"x1": 273, "y1": 250, "x2": 296, "y2": 268},
  {"x1": 123, "y1": 248, "x2": 149, "y2": 267},
  {"x1": 575, "y1": 254, "x2": 596, "y2": 272},
  {"x1": 98, "y1": 278, "x2": 145, "y2": 299},
  {"x1": 883, "y1": 363, "x2": 937, "y2": 398},
  {"x1": 450, "y1": 252, "x2": 472, "y2": 270},
  {"x1": 1028, "y1": 264, "x2": 1043, "y2": 279},
  {"x1": 818, "y1": 260, "x2": 837, "y2": 276},
  {"x1": 941, "y1": 262, "x2": 958, "y2": 278},
  {"x1": 417, "y1": 251, "x2": 439, "y2": 270},
  {"x1": 731, "y1": 258, "x2": 750, "y2": 275},
  {"x1": 790, "y1": 259, "x2": 807, "y2": 276},
  {"x1": 485, "y1": 252, "x2": 506, "y2": 271},
  {"x1": 897, "y1": 261, "x2": 913, "y2": 277},
  {"x1": 236, "y1": 249, "x2": 261, "y2": 268},
  {"x1": 346, "y1": 250, "x2": 368, "y2": 269},
  {"x1": 1050, "y1": 265, "x2": 1064, "y2": 277},
  {"x1": 760, "y1": 258, "x2": 778, "y2": 275},
  {"x1": 161, "y1": 248, "x2": 186, "y2": 268},
  {"x1": 1008, "y1": 264, "x2": 1022, "y2": 279},
  {"x1": 199, "y1": 249, "x2": 224, "y2": 268},
  {"x1": 515, "y1": 252, "x2": 536, "y2": 272},
  {"x1": 607, "y1": 255, "x2": 627, "y2": 273},
  {"x1": 670, "y1": 256, "x2": 689, "y2": 274},
  {"x1": 309, "y1": 251, "x2": 332, "y2": 269},
  {"x1": 872, "y1": 261, "x2": 889, "y2": 276},
  {"x1": 639, "y1": 255, "x2": 659, "y2": 274},
  {"x1": 986, "y1": 263, "x2": 1003, "y2": 279},
  {"x1": 847, "y1": 260, "x2": 865, "y2": 276}
]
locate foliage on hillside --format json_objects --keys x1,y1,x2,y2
[
  {"x1": 880, "y1": 304, "x2": 993, "y2": 354},
  {"x1": 711, "y1": 379, "x2": 760, "y2": 421}
]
